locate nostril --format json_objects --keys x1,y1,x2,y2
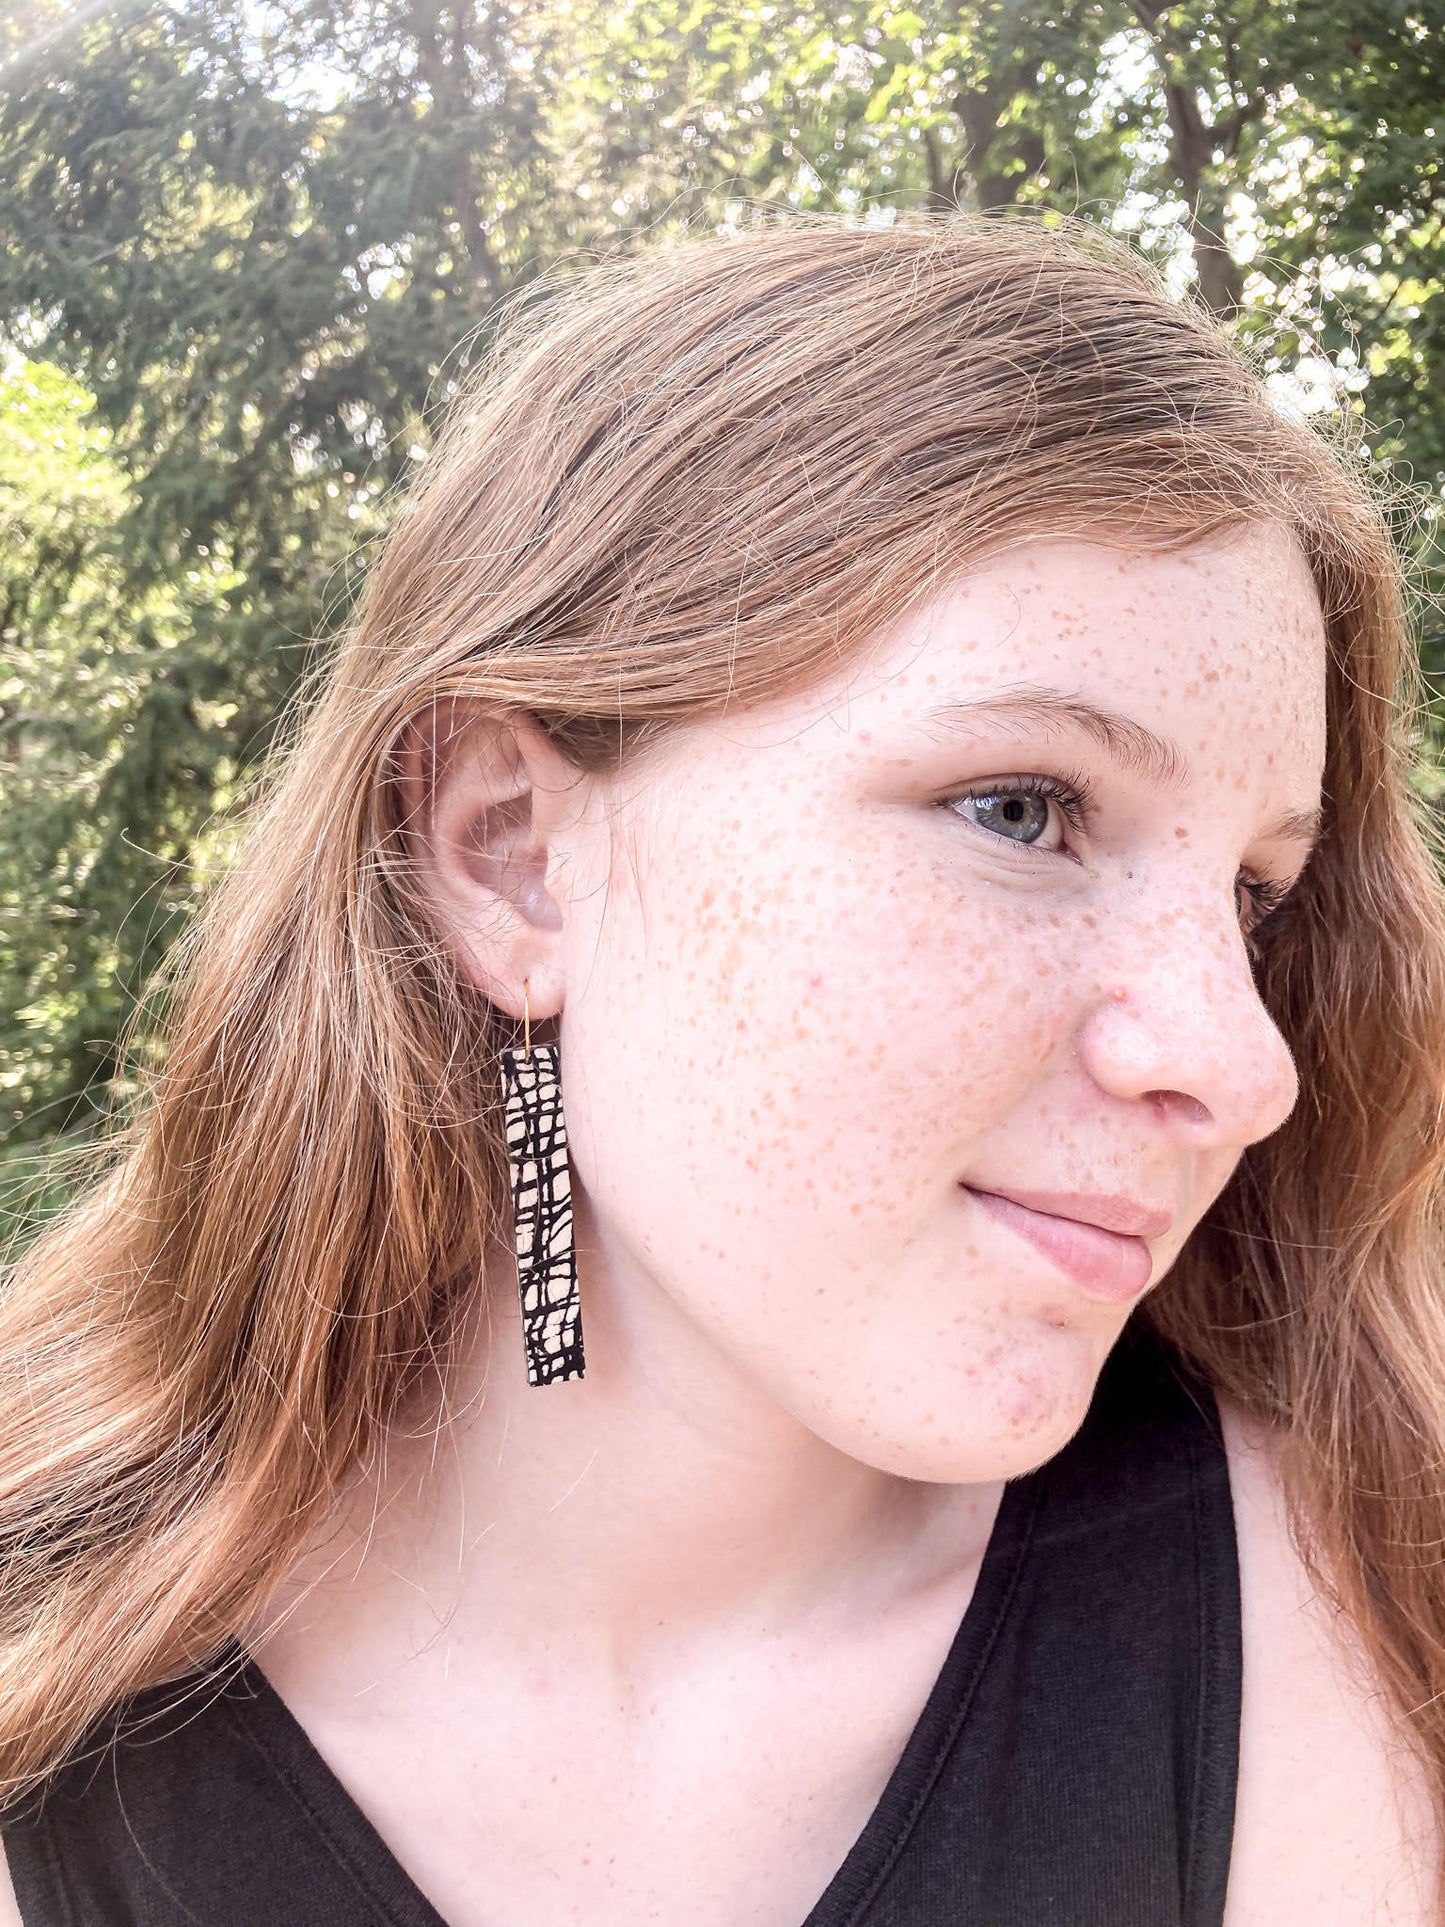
[{"x1": 1146, "y1": 1090, "x2": 1212, "y2": 1129}]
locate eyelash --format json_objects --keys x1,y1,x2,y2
[
  {"x1": 941, "y1": 769, "x2": 1097, "y2": 839},
  {"x1": 942, "y1": 772, "x2": 1297, "y2": 946}
]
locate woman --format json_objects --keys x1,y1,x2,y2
[{"x1": 2, "y1": 214, "x2": 1443, "y2": 1925}]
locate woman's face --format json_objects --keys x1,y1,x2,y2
[{"x1": 548, "y1": 522, "x2": 1328, "y2": 1482}]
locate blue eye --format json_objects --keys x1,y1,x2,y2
[
  {"x1": 962, "y1": 791, "x2": 1053, "y2": 844},
  {"x1": 944, "y1": 774, "x2": 1090, "y2": 852}
]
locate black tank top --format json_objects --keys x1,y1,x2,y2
[{"x1": 3, "y1": 1319, "x2": 1241, "y2": 1926}]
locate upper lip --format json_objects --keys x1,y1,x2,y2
[{"x1": 964, "y1": 1185, "x2": 1173, "y2": 1241}]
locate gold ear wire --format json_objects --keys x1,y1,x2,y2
[{"x1": 522, "y1": 978, "x2": 531, "y2": 1062}]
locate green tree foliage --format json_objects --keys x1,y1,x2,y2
[
  {"x1": 1, "y1": 0, "x2": 1442, "y2": 1151},
  {"x1": 0, "y1": 354, "x2": 243, "y2": 1233},
  {"x1": 0, "y1": 0, "x2": 575, "y2": 1146}
]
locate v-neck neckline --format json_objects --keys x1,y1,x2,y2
[{"x1": 222, "y1": 1465, "x2": 1045, "y2": 1927}]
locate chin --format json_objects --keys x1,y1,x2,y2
[
  {"x1": 862, "y1": 1417, "x2": 1091, "y2": 1487},
  {"x1": 822, "y1": 1327, "x2": 1108, "y2": 1485}
]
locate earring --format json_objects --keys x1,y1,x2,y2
[{"x1": 499, "y1": 979, "x2": 586, "y2": 1387}]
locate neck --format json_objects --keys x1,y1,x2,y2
[{"x1": 251, "y1": 1210, "x2": 1001, "y2": 1685}]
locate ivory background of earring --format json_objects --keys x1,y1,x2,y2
[{"x1": 498, "y1": 978, "x2": 585, "y2": 1387}]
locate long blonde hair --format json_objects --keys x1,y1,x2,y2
[{"x1": 5, "y1": 216, "x2": 1445, "y2": 1841}]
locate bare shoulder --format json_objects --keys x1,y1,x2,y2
[
  {"x1": 0, "y1": 1846, "x2": 21, "y2": 1927},
  {"x1": 1220, "y1": 1396, "x2": 1441, "y2": 1924}
]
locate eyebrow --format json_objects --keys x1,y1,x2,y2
[{"x1": 917, "y1": 682, "x2": 1322, "y2": 849}]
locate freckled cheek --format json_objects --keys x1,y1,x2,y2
[
  {"x1": 602, "y1": 792, "x2": 1069, "y2": 1051},
  {"x1": 567, "y1": 839, "x2": 1080, "y2": 1311},
  {"x1": 638, "y1": 861, "x2": 1077, "y2": 1163},
  {"x1": 889, "y1": 882, "x2": 1079, "y2": 1050}
]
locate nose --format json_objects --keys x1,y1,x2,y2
[{"x1": 1074, "y1": 903, "x2": 1300, "y2": 1151}]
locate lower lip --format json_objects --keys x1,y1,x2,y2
[{"x1": 964, "y1": 1188, "x2": 1155, "y2": 1303}]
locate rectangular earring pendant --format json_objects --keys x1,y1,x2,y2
[{"x1": 499, "y1": 1041, "x2": 586, "y2": 1386}]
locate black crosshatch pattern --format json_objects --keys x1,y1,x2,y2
[{"x1": 500, "y1": 1041, "x2": 587, "y2": 1386}]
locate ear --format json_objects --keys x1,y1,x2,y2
[{"x1": 393, "y1": 699, "x2": 584, "y2": 1023}]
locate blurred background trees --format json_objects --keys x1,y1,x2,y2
[{"x1": 2, "y1": 0, "x2": 1442, "y2": 1171}]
